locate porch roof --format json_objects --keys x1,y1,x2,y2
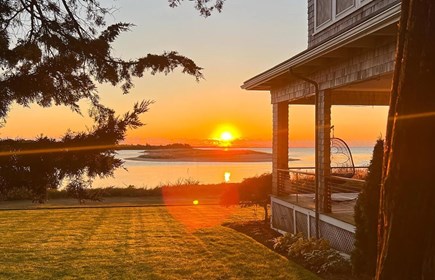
[{"x1": 241, "y1": 3, "x2": 400, "y2": 92}]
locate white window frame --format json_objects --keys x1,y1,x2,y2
[{"x1": 314, "y1": 0, "x2": 374, "y2": 34}]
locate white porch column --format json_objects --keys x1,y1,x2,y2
[
  {"x1": 272, "y1": 102, "x2": 289, "y2": 196},
  {"x1": 316, "y1": 90, "x2": 331, "y2": 213}
]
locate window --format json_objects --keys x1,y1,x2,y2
[
  {"x1": 314, "y1": 0, "x2": 373, "y2": 32},
  {"x1": 316, "y1": 0, "x2": 332, "y2": 27},
  {"x1": 336, "y1": 0, "x2": 355, "y2": 15}
]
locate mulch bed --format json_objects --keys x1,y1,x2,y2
[
  {"x1": 223, "y1": 220, "x2": 364, "y2": 280},
  {"x1": 223, "y1": 220, "x2": 281, "y2": 251}
]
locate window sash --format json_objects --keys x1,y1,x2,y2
[
  {"x1": 336, "y1": 0, "x2": 355, "y2": 16},
  {"x1": 314, "y1": 0, "x2": 373, "y2": 32},
  {"x1": 316, "y1": 0, "x2": 333, "y2": 27}
]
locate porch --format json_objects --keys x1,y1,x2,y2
[
  {"x1": 277, "y1": 167, "x2": 367, "y2": 225},
  {"x1": 242, "y1": 5, "x2": 399, "y2": 253},
  {"x1": 270, "y1": 167, "x2": 367, "y2": 254}
]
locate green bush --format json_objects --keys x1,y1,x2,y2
[
  {"x1": 288, "y1": 237, "x2": 330, "y2": 259},
  {"x1": 0, "y1": 187, "x2": 33, "y2": 200},
  {"x1": 272, "y1": 233, "x2": 351, "y2": 275},
  {"x1": 220, "y1": 173, "x2": 272, "y2": 223},
  {"x1": 272, "y1": 232, "x2": 304, "y2": 253},
  {"x1": 289, "y1": 238, "x2": 351, "y2": 274},
  {"x1": 303, "y1": 248, "x2": 351, "y2": 274},
  {"x1": 99, "y1": 185, "x2": 162, "y2": 197},
  {"x1": 352, "y1": 139, "x2": 384, "y2": 276}
]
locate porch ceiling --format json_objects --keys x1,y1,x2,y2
[
  {"x1": 289, "y1": 73, "x2": 392, "y2": 106},
  {"x1": 241, "y1": 3, "x2": 400, "y2": 92}
]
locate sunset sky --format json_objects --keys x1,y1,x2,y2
[{"x1": 0, "y1": 0, "x2": 389, "y2": 147}]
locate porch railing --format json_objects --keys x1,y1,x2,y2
[{"x1": 277, "y1": 167, "x2": 368, "y2": 212}]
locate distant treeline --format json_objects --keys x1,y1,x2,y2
[
  {"x1": 116, "y1": 143, "x2": 192, "y2": 150},
  {"x1": 0, "y1": 139, "x2": 192, "y2": 151},
  {"x1": 3, "y1": 182, "x2": 234, "y2": 202},
  {"x1": 2, "y1": 174, "x2": 272, "y2": 218}
]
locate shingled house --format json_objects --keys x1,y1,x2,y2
[{"x1": 242, "y1": 0, "x2": 400, "y2": 253}]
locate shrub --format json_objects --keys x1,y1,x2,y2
[
  {"x1": 221, "y1": 173, "x2": 272, "y2": 223},
  {"x1": 66, "y1": 179, "x2": 103, "y2": 204},
  {"x1": 0, "y1": 187, "x2": 33, "y2": 200},
  {"x1": 272, "y1": 232, "x2": 304, "y2": 253},
  {"x1": 288, "y1": 238, "x2": 330, "y2": 259},
  {"x1": 273, "y1": 233, "x2": 351, "y2": 275},
  {"x1": 101, "y1": 185, "x2": 162, "y2": 197},
  {"x1": 303, "y1": 248, "x2": 351, "y2": 274},
  {"x1": 289, "y1": 238, "x2": 351, "y2": 274},
  {"x1": 352, "y1": 139, "x2": 384, "y2": 276}
]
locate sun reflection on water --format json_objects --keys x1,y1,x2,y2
[{"x1": 224, "y1": 171, "x2": 231, "y2": 183}]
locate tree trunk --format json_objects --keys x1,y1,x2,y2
[
  {"x1": 376, "y1": 0, "x2": 435, "y2": 279},
  {"x1": 263, "y1": 203, "x2": 268, "y2": 224}
]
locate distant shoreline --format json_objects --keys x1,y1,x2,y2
[
  {"x1": 127, "y1": 148, "x2": 299, "y2": 163},
  {"x1": 116, "y1": 143, "x2": 192, "y2": 150},
  {"x1": 129, "y1": 148, "x2": 272, "y2": 162}
]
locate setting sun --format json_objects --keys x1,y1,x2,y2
[
  {"x1": 220, "y1": 132, "x2": 233, "y2": 141},
  {"x1": 210, "y1": 124, "x2": 241, "y2": 147}
]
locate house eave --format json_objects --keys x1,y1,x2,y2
[{"x1": 241, "y1": 2, "x2": 400, "y2": 91}]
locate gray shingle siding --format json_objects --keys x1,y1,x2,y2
[
  {"x1": 308, "y1": 0, "x2": 400, "y2": 48},
  {"x1": 271, "y1": 40, "x2": 395, "y2": 103}
]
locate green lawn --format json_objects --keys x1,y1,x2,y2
[
  {"x1": 0, "y1": 204, "x2": 319, "y2": 279},
  {"x1": 0, "y1": 197, "x2": 165, "y2": 210}
]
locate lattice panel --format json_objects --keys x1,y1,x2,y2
[
  {"x1": 272, "y1": 202, "x2": 294, "y2": 233},
  {"x1": 310, "y1": 216, "x2": 317, "y2": 238},
  {"x1": 318, "y1": 220, "x2": 355, "y2": 254},
  {"x1": 295, "y1": 211, "x2": 309, "y2": 237},
  {"x1": 273, "y1": 201, "x2": 355, "y2": 254}
]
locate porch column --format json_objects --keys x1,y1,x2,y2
[
  {"x1": 316, "y1": 90, "x2": 331, "y2": 213},
  {"x1": 272, "y1": 101, "x2": 289, "y2": 195}
]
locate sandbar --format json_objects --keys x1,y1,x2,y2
[{"x1": 127, "y1": 148, "x2": 288, "y2": 163}]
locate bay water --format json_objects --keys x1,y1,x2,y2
[{"x1": 93, "y1": 147, "x2": 373, "y2": 188}]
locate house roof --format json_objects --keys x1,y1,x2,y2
[{"x1": 241, "y1": 3, "x2": 400, "y2": 91}]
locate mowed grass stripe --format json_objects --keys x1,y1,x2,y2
[
  {"x1": 0, "y1": 206, "x2": 319, "y2": 280},
  {"x1": 0, "y1": 209, "x2": 106, "y2": 278}
]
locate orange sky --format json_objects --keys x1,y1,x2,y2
[{"x1": 0, "y1": 0, "x2": 389, "y2": 147}]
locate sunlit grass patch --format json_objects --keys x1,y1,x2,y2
[{"x1": 0, "y1": 205, "x2": 319, "y2": 279}]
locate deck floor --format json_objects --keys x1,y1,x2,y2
[{"x1": 278, "y1": 193, "x2": 356, "y2": 225}]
